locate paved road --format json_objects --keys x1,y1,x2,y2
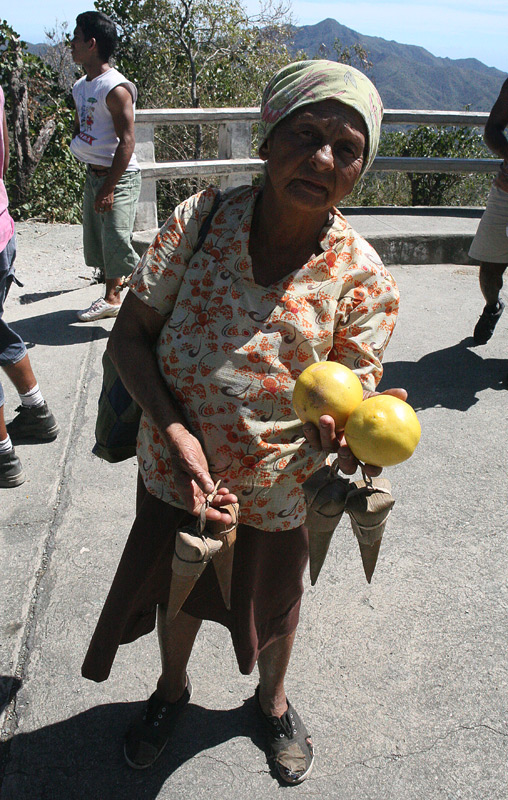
[{"x1": 0, "y1": 223, "x2": 507, "y2": 799}]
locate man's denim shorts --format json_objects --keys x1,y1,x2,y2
[{"x1": 0, "y1": 232, "x2": 27, "y2": 407}]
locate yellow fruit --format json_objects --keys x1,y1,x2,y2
[
  {"x1": 344, "y1": 394, "x2": 421, "y2": 467},
  {"x1": 292, "y1": 362, "x2": 363, "y2": 430}
]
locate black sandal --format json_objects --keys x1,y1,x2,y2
[
  {"x1": 255, "y1": 685, "x2": 314, "y2": 784},
  {"x1": 124, "y1": 676, "x2": 192, "y2": 769}
]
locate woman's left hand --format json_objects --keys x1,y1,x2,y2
[{"x1": 302, "y1": 387, "x2": 408, "y2": 477}]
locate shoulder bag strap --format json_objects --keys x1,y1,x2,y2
[{"x1": 194, "y1": 190, "x2": 222, "y2": 253}]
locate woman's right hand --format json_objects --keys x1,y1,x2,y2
[{"x1": 165, "y1": 423, "x2": 238, "y2": 524}]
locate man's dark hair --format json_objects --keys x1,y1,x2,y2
[{"x1": 76, "y1": 11, "x2": 118, "y2": 62}]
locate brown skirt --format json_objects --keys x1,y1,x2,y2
[{"x1": 81, "y1": 475, "x2": 309, "y2": 681}]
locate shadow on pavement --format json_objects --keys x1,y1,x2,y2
[
  {"x1": 18, "y1": 289, "x2": 85, "y2": 305},
  {"x1": 380, "y1": 337, "x2": 507, "y2": 411},
  {"x1": 7, "y1": 310, "x2": 110, "y2": 347},
  {"x1": 0, "y1": 696, "x2": 267, "y2": 799},
  {"x1": 0, "y1": 676, "x2": 21, "y2": 715}
]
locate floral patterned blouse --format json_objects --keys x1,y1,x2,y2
[{"x1": 129, "y1": 185, "x2": 399, "y2": 531}]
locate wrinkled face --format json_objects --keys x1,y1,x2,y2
[
  {"x1": 259, "y1": 99, "x2": 367, "y2": 213},
  {"x1": 70, "y1": 26, "x2": 91, "y2": 64}
]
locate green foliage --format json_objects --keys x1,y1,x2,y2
[
  {"x1": 17, "y1": 111, "x2": 85, "y2": 223},
  {"x1": 347, "y1": 124, "x2": 495, "y2": 207},
  {"x1": 94, "y1": 0, "x2": 296, "y2": 213},
  {"x1": 0, "y1": 19, "x2": 83, "y2": 221}
]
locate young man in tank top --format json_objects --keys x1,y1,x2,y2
[{"x1": 70, "y1": 11, "x2": 141, "y2": 322}]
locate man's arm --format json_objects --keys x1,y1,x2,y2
[
  {"x1": 2, "y1": 111, "x2": 9, "y2": 177},
  {"x1": 72, "y1": 110, "x2": 80, "y2": 140},
  {"x1": 484, "y1": 79, "x2": 508, "y2": 159},
  {"x1": 94, "y1": 84, "x2": 136, "y2": 213}
]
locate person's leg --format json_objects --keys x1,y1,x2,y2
[
  {"x1": 0, "y1": 233, "x2": 57, "y2": 440},
  {"x1": 78, "y1": 171, "x2": 140, "y2": 321},
  {"x1": 473, "y1": 261, "x2": 506, "y2": 344},
  {"x1": 2, "y1": 353, "x2": 59, "y2": 442},
  {"x1": 0, "y1": 394, "x2": 25, "y2": 488},
  {"x1": 156, "y1": 606, "x2": 202, "y2": 702},
  {"x1": 479, "y1": 261, "x2": 506, "y2": 305},
  {"x1": 78, "y1": 171, "x2": 121, "y2": 321},
  {"x1": 257, "y1": 631, "x2": 296, "y2": 717},
  {"x1": 2, "y1": 352, "x2": 37, "y2": 393},
  {"x1": 104, "y1": 276, "x2": 123, "y2": 306},
  {"x1": 124, "y1": 607, "x2": 200, "y2": 769},
  {"x1": 256, "y1": 631, "x2": 314, "y2": 785},
  {"x1": 101, "y1": 170, "x2": 141, "y2": 304},
  {"x1": 0, "y1": 401, "x2": 6, "y2": 441}
]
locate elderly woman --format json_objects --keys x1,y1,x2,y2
[{"x1": 82, "y1": 60, "x2": 404, "y2": 783}]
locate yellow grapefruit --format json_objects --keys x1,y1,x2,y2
[
  {"x1": 344, "y1": 394, "x2": 421, "y2": 467},
  {"x1": 292, "y1": 362, "x2": 363, "y2": 430}
]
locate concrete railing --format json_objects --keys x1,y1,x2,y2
[{"x1": 134, "y1": 107, "x2": 498, "y2": 231}]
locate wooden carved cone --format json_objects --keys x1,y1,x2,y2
[
  {"x1": 345, "y1": 477, "x2": 394, "y2": 584},
  {"x1": 357, "y1": 539, "x2": 383, "y2": 585},
  {"x1": 208, "y1": 502, "x2": 239, "y2": 610},
  {"x1": 167, "y1": 529, "x2": 222, "y2": 621},
  {"x1": 303, "y1": 465, "x2": 350, "y2": 586}
]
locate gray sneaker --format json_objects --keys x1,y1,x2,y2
[
  {"x1": 7, "y1": 402, "x2": 59, "y2": 443},
  {"x1": 0, "y1": 448, "x2": 26, "y2": 488}
]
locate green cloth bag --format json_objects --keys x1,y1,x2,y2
[{"x1": 92, "y1": 350, "x2": 142, "y2": 463}]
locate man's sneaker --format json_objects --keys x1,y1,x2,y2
[
  {"x1": 0, "y1": 448, "x2": 26, "y2": 488},
  {"x1": 124, "y1": 677, "x2": 193, "y2": 769},
  {"x1": 473, "y1": 299, "x2": 505, "y2": 345},
  {"x1": 7, "y1": 402, "x2": 59, "y2": 443},
  {"x1": 77, "y1": 297, "x2": 121, "y2": 322}
]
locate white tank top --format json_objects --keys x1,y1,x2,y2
[{"x1": 70, "y1": 68, "x2": 139, "y2": 170}]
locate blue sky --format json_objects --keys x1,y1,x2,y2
[{"x1": 5, "y1": 0, "x2": 508, "y2": 73}]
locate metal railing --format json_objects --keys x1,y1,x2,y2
[{"x1": 134, "y1": 108, "x2": 497, "y2": 231}]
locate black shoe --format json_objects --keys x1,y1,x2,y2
[
  {"x1": 255, "y1": 686, "x2": 314, "y2": 785},
  {"x1": 473, "y1": 300, "x2": 505, "y2": 345},
  {"x1": 0, "y1": 448, "x2": 26, "y2": 488},
  {"x1": 6, "y1": 402, "x2": 59, "y2": 442},
  {"x1": 124, "y1": 677, "x2": 193, "y2": 769}
]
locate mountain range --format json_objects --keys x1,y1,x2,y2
[
  {"x1": 27, "y1": 18, "x2": 507, "y2": 112},
  {"x1": 290, "y1": 19, "x2": 506, "y2": 111}
]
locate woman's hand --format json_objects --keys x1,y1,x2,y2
[
  {"x1": 302, "y1": 387, "x2": 408, "y2": 477},
  {"x1": 165, "y1": 423, "x2": 238, "y2": 524}
]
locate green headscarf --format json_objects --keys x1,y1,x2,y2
[{"x1": 258, "y1": 60, "x2": 383, "y2": 176}]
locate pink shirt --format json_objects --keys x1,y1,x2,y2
[
  {"x1": 129, "y1": 186, "x2": 399, "y2": 531},
  {"x1": 0, "y1": 87, "x2": 15, "y2": 253}
]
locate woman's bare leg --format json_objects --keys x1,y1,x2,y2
[
  {"x1": 257, "y1": 631, "x2": 296, "y2": 717},
  {"x1": 156, "y1": 605, "x2": 202, "y2": 702}
]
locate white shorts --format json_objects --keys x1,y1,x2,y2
[{"x1": 469, "y1": 184, "x2": 508, "y2": 264}]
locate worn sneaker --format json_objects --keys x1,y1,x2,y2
[
  {"x1": 124, "y1": 677, "x2": 193, "y2": 769},
  {"x1": 77, "y1": 297, "x2": 121, "y2": 322},
  {"x1": 0, "y1": 448, "x2": 26, "y2": 488},
  {"x1": 7, "y1": 402, "x2": 59, "y2": 443},
  {"x1": 473, "y1": 299, "x2": 505, "y2": 345},
  {"x1": 255, "y1": 686, "x2": 314, "y2": 785}
]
